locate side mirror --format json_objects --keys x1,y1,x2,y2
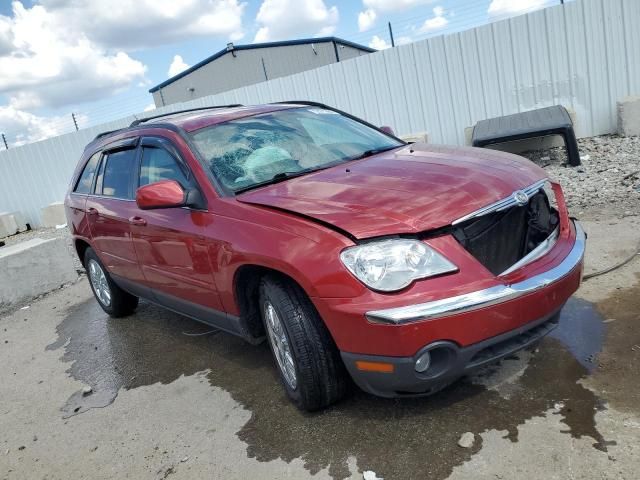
[
  {"x1": 136, "y1": 180, "x2": 186, "y2": 210},
  {"x1": 380, "y1": 125, "x2": 395, "y2": 136}
]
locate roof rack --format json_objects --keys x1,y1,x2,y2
[
  {"x1": 272, "y1": 100, "x2": 328, "y2": 108},
  {"x1": 129, "y1": 105, "x2": 243, "y2": 127},
  {"x1": 91, "y1": 104, "x2": 244, "y2": 142}
]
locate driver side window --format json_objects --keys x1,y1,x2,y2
[{"x1": 139, "y1": 147, "x2": 189, "y2": 188}]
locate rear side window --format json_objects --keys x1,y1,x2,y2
[
  {"x1": 99, "y1": 149, "x2": 137, "y2": 199},
  {"x1": 139, "y1": 147, "x2": 189, "y2": 187},
  {"x1": 74, "y1": 153, "x2": 100, "y2": 194}
]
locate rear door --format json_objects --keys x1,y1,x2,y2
[
  {"x1": 129, "y1": 136, "x2": 226, "y2": 316},
  {"x1": 85, "y1": 138, "x2": 145, "y2": 285},
  {"x1": 67, "y1": 151, "x2": 101, "y2": 238}
]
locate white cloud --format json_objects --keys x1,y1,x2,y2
[
  {"x1": 253, "y1": 0, "x2": 339, "y2": 43},
  {"x1": 0, "y1": 15, "x2": 13, "y2": 55},
  {"x1": 362, "y1": 0, "x2": 433, "y2": 13},
  {"x1": 38, "y1": 0, "x2": 246, "y2": 49},
  {"x1": 143, "y1": 103, "x2": 156, "y2": 112},
  {"x1": 419, "y1": 5, "x2": 448, "y2": 33},
  {"x1": 0, "y1": 2, "x2": 146, "y2": 110},
  {"x1": 0, "y1": 0, "x2": 249, "y2": 146},
  {"x1": 0, "y1": 105, "x2": 88, "y2": 146},
  {"x1": 168, "y1": 55, "x2": 190, "y2": 78},
  {"x1": 488, "y1": 0, "x2": 548, "y2": 17},
  {"x1": 368, "y1": 35, "x2": 390, "y2": 50},
  {"x1": 358, "y1": 0, "x2": 434, "y2": 35},
  {"x1": 358, "y1": 9, "x2": 376, "y2": 32},
  {"x1": 368, "y1": 34, "x2": 411, "y2": 49}
]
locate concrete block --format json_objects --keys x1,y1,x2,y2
[
  {"x1": 12, "y1": 212, "x2": 28, "y2": 232},
  {"x1": 464, "y1": 126, "x2": 474, "y2": 146},
  {"x1": 617, "y1": 96, "x2": 640, "y2": 136},
  {"x1": 0, "y1": 237, "x2": 78, "y2": 311},
  {"x1": 401, "y1": 132, "x2": 429, "y2": 144},
  {"x1": 41, "y1": 202, "x2": 66, "y2": 228},
  {"x1": 7, "y1": 212, "x2": 28, "y2": 232},
  {"x1": 0, "y1": 213, "x2": 18, "y2": 238}
]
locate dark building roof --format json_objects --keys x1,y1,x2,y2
[{"x1": 149, "y1": 37, "x2": 375, "y2": 93}]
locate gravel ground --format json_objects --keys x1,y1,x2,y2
[{"x1": 523, "y1": 134, "x2": 640, "y2": 214}]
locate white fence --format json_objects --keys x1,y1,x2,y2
[{"x1": 1, "y1": 0, "x2": 638, "y2": 227}]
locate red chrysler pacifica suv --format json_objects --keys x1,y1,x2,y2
[{"x1": 65, "y1": 103, "x2": 585, "y2": 411}]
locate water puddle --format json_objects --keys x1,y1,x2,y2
[
  {"x1": 46, "y1": 299, "x2": 227, "y2": 416},
  {"x1": 47, "y1": 286, "x2": 627, "y2": 480},
  {"x1": 587, "y1": 280, "x2": 640, "y2": 415},
  {"x1": 550, "y1": 297, "x2": 605, "y2": 370}
]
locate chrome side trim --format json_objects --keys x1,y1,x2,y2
[
  {"x1": 452, "y1": 178, "x2": 548, "y2": 225},
  {"x1": 366, "y1": 222, "x2": 585, "y2": 325},
  {"x1": 499, "y1": 226, "x2": 559, "y2": 276}
]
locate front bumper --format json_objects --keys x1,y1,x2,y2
[
  {"x1": 339, "y1": 221, "x2": 585, "y2": 397},
  {"x1": 342, "y1": 309, "x2": 560, "y2": 397}
]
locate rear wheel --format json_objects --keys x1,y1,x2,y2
[
  {"x1": 259, "y1": 275, "x2": 347, "y2": 411},
  {"x1": 84, "y1": 248, "x2": 138, "y2": 317}
]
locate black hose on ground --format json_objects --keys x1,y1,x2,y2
[{"x1": 583, "y1": 240, "x2": 640, "y2": 280}]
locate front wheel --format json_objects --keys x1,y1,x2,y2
[
  {"x1": 85, "y1": 248, "x2": 138, "y2": 317},
  {"x1": 259, "y1": 275, "x2": 347, "y2": 411}
]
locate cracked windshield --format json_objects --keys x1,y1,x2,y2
[{"x1": 190, "y1": 107, "x2": 402, "y2": 192}]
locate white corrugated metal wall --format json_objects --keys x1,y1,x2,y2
[{"x1": 1, "y1": 0, "x2": 638, "y2": 226}]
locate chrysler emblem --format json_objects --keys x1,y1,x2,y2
[{"x1": 512, "y1": 190, "x2": 529, "y2": 206}]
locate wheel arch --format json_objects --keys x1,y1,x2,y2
[
  {"x1": 74, "y1": 238, "x2": 92, "y2": 266},
  {"x1": 233, "y1": 264, "x2": 330, "y2": 345}
]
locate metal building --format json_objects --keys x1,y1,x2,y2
[{"x1": 149, "y1": 37, "x2": 375, "y2": 107}]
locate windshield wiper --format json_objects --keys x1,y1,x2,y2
[
  {"x1": 234, "y1": 168, "x2": 324, "y2": 194},
  {"x1": 344, "y1": 145, "x2": 401, "y2": 162}
]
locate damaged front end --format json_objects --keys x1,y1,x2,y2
[{"x1": 451, "y1": 180, "x2": 561, "y2": 277}]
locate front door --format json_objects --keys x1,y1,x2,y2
[
  {"x1": 86, "y1": 140, "x2": 145, "y2": 285},
  {"x1": 128, "y1": 136, "x2": 225, "y2": 315}
]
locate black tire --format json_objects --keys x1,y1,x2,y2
[
  {"x1": 84, "y1": 247, "x2": 138, "y2": 317},
  {"x1": 259, "y1": 275, "x2": 347, "y2": 411}
]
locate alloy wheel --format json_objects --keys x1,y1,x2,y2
[
  {"x1": 88, "y1": 259, "x2": 112, "y2": 307},
  {"x1": 264, "y1": 302, "x2": 297, "y2": 390}
]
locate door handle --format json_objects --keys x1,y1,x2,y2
[
  {"x1": 87, "y1": 207, "x2": 98, "y2": 216},
  {"x1": 128, "y1": 216, "x2": 147, "y2": 226}
]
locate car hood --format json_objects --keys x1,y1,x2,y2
[{"x1": 236, "y1": 143, "x2": 548, "y2": 239}]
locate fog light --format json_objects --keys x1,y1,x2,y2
[{"x1": 415, "y1": 351, "x2": 431, "y2": 373}]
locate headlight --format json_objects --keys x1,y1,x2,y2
[{"x1": 340, "y1": 239, "x2": 458, "y2": 292}]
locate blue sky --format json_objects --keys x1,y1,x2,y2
[{"x1": 0, "y1": 0, "x2": 555, "y2": 146}]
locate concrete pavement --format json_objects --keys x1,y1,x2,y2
[{"x1": 1, "y1": 214, "x2": 639, "y2": 480}]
